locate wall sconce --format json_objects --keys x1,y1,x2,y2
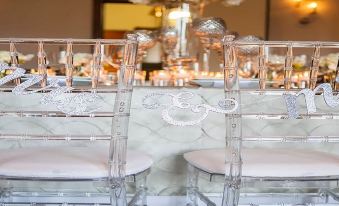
[
  {"x1": 307, "y1": 1, "x2": 318, "y2": 14},
  {"x1": 294, "y1": 0, "x2": 303, "y2": 8},
  {"x1": 153, "y1": 6, "x2": 163, "y2": 18},
  {"x1": 293, "y1": 0, "x2": 319, "y2": 24}
]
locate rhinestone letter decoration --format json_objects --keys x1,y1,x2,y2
[
  {"x1": 0, "y1": 63, "x2": 26, "y2": 86},
  {"x1": 0, "y1": 63, "x2": 100, "y2": 115},
  {"x1": 143, "y1": 92, "x2": 239, "y2": 126},
  {"x1": 284, "y1": 83, "x2": 339, "y2": 118}
]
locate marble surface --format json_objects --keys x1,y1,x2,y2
[{"x1": 0, "y1": 86, "x2": 338, "y2": 195}]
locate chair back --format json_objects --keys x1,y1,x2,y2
[
  {"x1": 222, "y1": 39, "x2": 339, "y2": 204},
  {"x1": 0, "y1": 36, "x2": 138, "y2": 182},
  {"x1": 223, "y1": 40, "x2": 339, "y2": 144}
]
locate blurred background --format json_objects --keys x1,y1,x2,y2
[
  {"x1": 1, "y1": 0, "x2": 339, "y2": 88},
  {"x1": 1, "y1": 0, "x2": 339, "y2": 40}
]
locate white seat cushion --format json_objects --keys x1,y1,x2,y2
[
  {"x1": 184, "y1": 148, "x2": 339, "y2": 178},
  {"x1": 0, "y1": 147, "x2": 153, "y2": 179}
]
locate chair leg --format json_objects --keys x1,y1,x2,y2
[
  {"x1": 221, "y1": 162, "x2": 241, "y2": 206},
  {"x1": 319, "y1": 189, "x2": 339, "y2": 203},
  {"x1": 136, "y1": 175, "x2": 148, "y2": 206},
  {"x1": 110, "y1": 178, "x2": 127, "y2": 206},
  {"x1": 186, "y1": 164, "x2": 199, "y2": 206}
]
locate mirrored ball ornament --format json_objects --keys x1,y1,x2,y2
[
  {"x1": 236, "y1": 35, "x2": 261, "y2": 57},
  {"x1": 192, "y1": 17, "x2": 227, "y2": 38},
  {"x1": 133, "y1": 30, "x2": 157, "y2": 50}
]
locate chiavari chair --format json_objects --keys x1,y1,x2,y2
[
  {"x1": 182, "y1": 39, "x2": 339, "y2": 206},
  {"x1": 0, "y1": 36, "x2": 153, "y2": 205}
]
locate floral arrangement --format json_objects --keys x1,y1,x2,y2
[
  {"x1": 0, "y1": 51, "x2": 34, "y2": 78},
  {"x1": 59, "y1": 52, "x2": 92, "y2": 76},
  {"x1": 0, "y1": 51, "x2": 34, "y2": 64},
  {"x1": 268, "y1": 54, "x2": 307, "y2": 70},
  {"x1": 59, "y1": 52, "x2": 92, "y2": 67},
  {"x1": 319, "y1": 53, "x2": 339, "y2": 71}
]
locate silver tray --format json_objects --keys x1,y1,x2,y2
[
  {"x1": 21, "y1": 76, "x2": 92, "y2": 87},
  {"x1": 190, "y1": 78, "x2": 259, "y2": 88}
]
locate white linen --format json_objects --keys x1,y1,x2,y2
[
  {"x1": 184, "y1": 148, "x2": 339, "y2": 177},
  {"x1": 0, "y1": 147, "x2": 153, "y2": 179}
]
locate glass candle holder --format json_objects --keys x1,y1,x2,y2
[
  {"x1": 150, "y1": 70, "x2": 171, "y2": 86},
  {"x1": 214, "y1": 72, "x2": 223, "y2": 79},
  {"x1": 172, "y1": 69, "x2": 190, "y2": 86},
  {"x1": 161, "y1": 1, "x2": 200, "y2": 69},
  {"x1": 133, "y1": 70, "x2": 146, "y2": 86},
  {"x1": 101, "y1": 72, "x2": 118, "y2": 86},
  {"x1": 289, "y1": 70, "x2": 310, "y2": 89},
  {"x1": 192, "y1": 71, "x2": 215, "y2": 79}
]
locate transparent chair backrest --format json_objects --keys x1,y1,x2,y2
[
  {"x1": 223, "y1": 40, "x2": 339, "y2": 144},
  {"x1": 0, "y1": 36, "x2": 138, "y2": 180}
]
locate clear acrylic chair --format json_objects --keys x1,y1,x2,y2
[
  {"x1": 0, "y1": 36, "x2": 152, "y2": 205},
  {"x1": 183, "y1": 39, "x2": 339, "y2": 206}
]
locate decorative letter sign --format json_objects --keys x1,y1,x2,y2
[
  {"x1": 0, "y1": 63, "x2": 100, "y2": 115},
  {"x1": 284, "y1": 83, "x2": 339, "y2": 118},
  {"x1": 143, "y1": 92, "x2": 239, "y2": 126}
]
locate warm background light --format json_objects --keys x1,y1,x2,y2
[
  {"x1": 294, "y1": 0, "x2": 303, "y2": 6},
  {"x1": 168, "y1": 10, "x2": 191, "y2": 20},
  {"x1": 308, "y1": 2, "x2": 318, "y2": 9},
  {"x1": 103, "y1": 3, "x2": 161, "y2": 31},
  {"x1": 154, "y1": 6, "x2": 163, "y2": 18}
]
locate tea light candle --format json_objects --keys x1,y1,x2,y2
[
  {"x1": 173, "y1": 69, "x2": 190, "y2": 86},
  {"x1": 134, "y1": 70, "x2": 146, "y2": 86},
  {"x1": 291, "y1": 74, "x2": 298, "y2": 83},
  {"x1": 299, "y1": 71, "x2": 310, "y2": 88},
  {"x1": 214, "y1": 72, "x2": 223, "y2": 78},
  {"x1": 151, "y1": 70, "x2": 171, "y2": 86}
]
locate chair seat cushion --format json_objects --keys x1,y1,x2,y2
[
  {"x1": 184, "y1": 148, "x2": 339, "y2": 178},
  {"x1": 0, "y1": 147, "x2": 153, "y2": 179}
]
